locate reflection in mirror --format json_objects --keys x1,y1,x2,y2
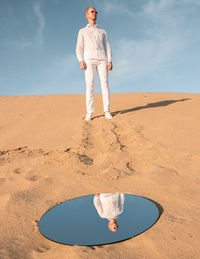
[
  {"x1": 93, "y1": 193, "x2": 124, "y2": 232},
  {"x1": 38, "y1": 193, "x2": 161, "y2": 246}
]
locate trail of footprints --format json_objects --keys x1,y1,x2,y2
[
  {"x1": 0, "y1": 119, "x2": 135, "y2": 182},
  {"x1": 71, "y1": 119, "x2": 135, "y2": 180}
]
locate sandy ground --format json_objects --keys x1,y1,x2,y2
[{"x1": 0, "y1": 92, "x2": 200, "y2": 259}]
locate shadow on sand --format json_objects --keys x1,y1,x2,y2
[{"x1": 93, "y1": 98, "x2": 191, "y2": 119}]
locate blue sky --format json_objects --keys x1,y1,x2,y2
[{"x1": 0, "y1": 0, "x2": 200, "y2": 96}]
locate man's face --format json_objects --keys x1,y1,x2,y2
[
  {"x1": 108, "y1": 222, "x2": 118, "y2": 232},
  {"x1": 86, "y1": 7, "x2": 97, "y2": 21}
]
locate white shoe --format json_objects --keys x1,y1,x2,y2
[
  {"x1": 105, "y1": 112, "x2": 112, "y2": 119},
  {"x1": 85, "y1": 113, "x2": 92, "y2": 121}
]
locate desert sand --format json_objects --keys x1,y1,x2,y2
[{"x1": 0, "y1": 92, "x2": 200, "y2": 259}]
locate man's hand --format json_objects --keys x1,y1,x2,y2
[
  {"x1": 107, "y1": 62, "x2": 113, "y2": 71},
  {"x1": 80, "y1": 60, "x2": 87, "y2": 70}
]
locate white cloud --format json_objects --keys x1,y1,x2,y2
[
  {"x1": 3, "y1": 39, "x2": 33, "y2": 49},
  {"x1": 102, "y1": 1, "x2": 135, "y2": 17},
  {"x1": 142, "y1": 0, "x2": 174, "y2": 14},
  {"x1": 1, "y1": 1, "x2": 46, "y2": 49},
  {"x1": 102, "y1": 0, "x2": 199, "y2": 84},
  {"x1": 142, "y1": 0, "x2": 200, "y2": 14},
  {"x1": 181, "y1": 0, "x2": 200, "y2": 5},
  {"x1": 32, "y1": 1, "x2": 45, "y2": 47},
  {"x1": 112, "y1": 34, "x2": 182, "y2": 81}
]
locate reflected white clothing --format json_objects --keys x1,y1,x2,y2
[
  {"x1": 93, "y1": 193, "x2": 124, "y2": 220},
  {"x1": 85, "y1": 59, "x2": 110, "y2": 114},
  {"x1": 76, "y1": 24, "x2": 112, "y2": 62}
]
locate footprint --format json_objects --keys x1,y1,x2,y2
[
  {"x1": 77, "y1": 154, "x2": 93, "y2": 165},
  {"x1": 0, "y1": 177, "x2": 5, "y2": 183},
  {"x1": 102, "y1": 167, "x2": 131, "y2": 180},
  {"x1": 13, "y1": 168, "x2": 27, "y2": 175},
  {"x1": 110, "y1": 122, "x2": 125, "y2": 150},
  {"x1": 12, "y1": 167, "x2": 42, "y2": 184},
  {"x1": 12, "y1": 190, "x2": 38, "y2": 203},
  {"x1": 32, "y1": 220, "x2": 39, "y2": 232},
  {"x1": 76, "y1": 170, "x2": 86, "y2": 176},
  {"x1": 25, "y1": 170, "x2": 45, "y2": 182},
  {"x1": 25, "y1": 175, "x2": 40, "y2": 182},
  {"x1": 80, "y1": 122, "x2": 92, "y2": 150},
  {"x1": 126, "y1": 162, "x2": 135, "y2": 173},
  {"x1": 158, "y1": 165, "x2": 179, "y2": 176},
  {"x1": 149, "y1": 164, "x2": 180, "y2": 184},
  {"x1": 166, "y1": 214, "x2": 186, "y2": 224},
  {"x1": 0, "y1": 150, "x2": 7, "y2": 156},
  {"x1": 35, "y1": 246, "x2": 50, "y2": 253}
]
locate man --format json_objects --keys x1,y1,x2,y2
[
  {"x1": 93, "y1": 193, "x2": 125, "y2": 232},
  {"x1": 76, "y1": 6, "x2": 113, "y2": 121}
]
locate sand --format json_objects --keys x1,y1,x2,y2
[{"x1": 0, "y1": 92, "x2": 200, "y2": 259}]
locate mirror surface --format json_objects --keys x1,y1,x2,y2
[{"x1": 38, "y1": 193, "x2": 160, "y2": 246}]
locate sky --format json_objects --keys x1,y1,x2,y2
[{"x1": 0, "y1": 0, "x2": 200, "y2": 96}]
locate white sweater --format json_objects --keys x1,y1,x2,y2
[
  {"x1": 93, "y1": 193, "x2": 124, "y2": 220},
  {"x1": 76, "y1": 24, "x2": 112, "y2": 62}
]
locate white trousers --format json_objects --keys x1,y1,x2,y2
[{"x1": 84, "y1": 59, "x2": 110, "y2": 115}]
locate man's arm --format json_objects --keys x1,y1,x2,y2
[
  {"x1": 76, "y1": 30, "x2": 84, "y2": 62},
  {"x1": 105, "y1": 32, "x2": 112, "y2": 71},
  {"x1": 93, "y1": 195, "x2": 104, "y2": 218},
  {"x1": 76, "y1": 30, "x2": 87, "y2": 70}
]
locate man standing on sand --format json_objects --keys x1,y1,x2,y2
[{"x1": 76, "y1": 6, "x2": 113, "y2": 121}]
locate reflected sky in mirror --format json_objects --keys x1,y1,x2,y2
[{"x1": 38, "y1": 193, "x2": 160, "y2": 246}]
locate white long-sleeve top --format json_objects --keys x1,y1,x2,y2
[
  {"x1": 76, "y1": 24, "x2": 112, "y2": 63},
  {"x1": 93, "y1": 193, "x2": 124, "y2": 220}
]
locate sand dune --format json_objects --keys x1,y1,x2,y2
[{"x1": 0, "y1": 92, "x2": 200, "y2": 259}]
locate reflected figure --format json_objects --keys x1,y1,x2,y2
[{"x1": 93, "y1": 193, "x2": 125, "y2": 232}]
